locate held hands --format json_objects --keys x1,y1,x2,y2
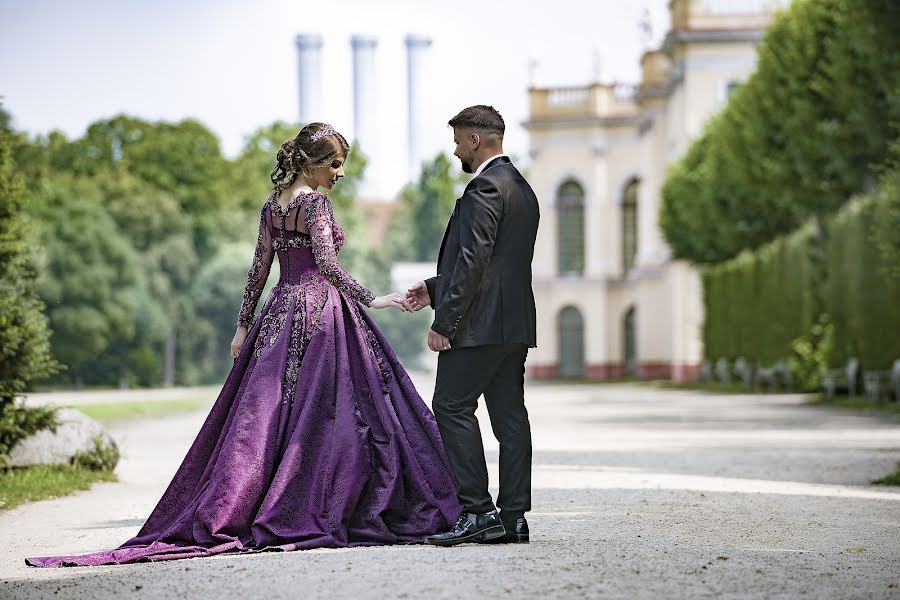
[
  {"x1": 369, "y1": 292, "x2": 414, "y2": 312},
  {"x1": 405, "y1": 281, "x2": 430, "y2": 312},
  {"x1": 407, "y1": 281, "x2": 449, "y2": 351},
  {"x1": 231, "y1": 326, "x2": 248, "y2": 359}
]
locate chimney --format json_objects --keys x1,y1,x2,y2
[
  {"x1": 405, "y1": 34, "x2": 432, "y2": 184},
  {"x1": 295, "y1": 34, "x2": 324, "y2": 126},
  {"x1": 351, "y1": 35, "x2": 378, "y2": 198}
]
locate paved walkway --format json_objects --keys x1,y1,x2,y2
[{"x1": 3, "y1": 377, "x2": 900, "y2": 599}]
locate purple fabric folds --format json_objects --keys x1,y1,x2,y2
[{"x1": 26, "y1": 194, "x2": 461, "y2": 567}]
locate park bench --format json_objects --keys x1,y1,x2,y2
[
  {"x1": 822, "y1": 357, "x2": 859, "y2": 400},
  {"x1": 756, "y1": 360, "x2": 792, "y2": 392},
  {"x1": 862, "y1": 359, "x2": 900, "y2": 403},
  {"x1": 701, "y1": 360, "x2": 713, "y2": 382},
  {"x1": 714, "y1": 358, "x2": 731, "y2": 383},
  {"x1": 733, "y1": 357, "x2": 753, "y2": 388}
]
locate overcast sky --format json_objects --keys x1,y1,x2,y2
[{"x1": 1, "y1": 0, "x2": 670, "y2": 197}]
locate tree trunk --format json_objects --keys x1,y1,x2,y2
[{"x1": 163, "y1": 327, "x2": 176, "y2": 387}]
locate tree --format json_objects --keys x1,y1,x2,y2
[
  {"x1": 389, "y1": 153, "x2": 465, "y2": 262},
  {"x1": 661, "y1": 0, "x2": 900, "y2": 264},
  {"x1": 59, "y1": 169, "x2": 197, "y2": 385},
  {"x1": 0, "y1": 128, "x2": 58, "y2": 405},
  {"x1": 28, "y1": 183, "x2": 145, "y2": 386}
]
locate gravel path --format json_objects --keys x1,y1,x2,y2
[{"x1": 2, "y1": 377, "x2": 899, "y2": 599}]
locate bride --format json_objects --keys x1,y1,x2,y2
[{"x1": 27, "y1": 122, "x2": 461, "y2": 567}]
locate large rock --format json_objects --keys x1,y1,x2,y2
[{"x1": 7, "y1": 408, "x2": 118, "y2": 468}]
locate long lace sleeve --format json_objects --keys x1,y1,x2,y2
[
  {"x1": 305, "y1": 194, "x2": 375, "y2": 306},
  {"x1": 236, "y1": 205, "x2": 275, "y2": 327}
]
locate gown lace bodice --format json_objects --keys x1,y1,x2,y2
[{"x1": 237, "y1": 191, "x2": 375, "y2": 327}]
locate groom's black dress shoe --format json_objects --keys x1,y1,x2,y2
[
  {"x1": 482, "y1": 517, "x2": 529, "y2": 544},
  {"x1": 425, "y1": 511, "x2": 506, "y2": 546}
]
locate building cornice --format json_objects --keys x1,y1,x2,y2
[
  {"x1": 523, "y1": 114, "x2": 640, "y2": 131},
  {"x1": 662, "y1": 28, "x2": 765, "y2": 53}
]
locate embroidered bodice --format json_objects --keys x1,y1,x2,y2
[{"x1": 236, "y1": 191, "x2": 375, "y2": 327}]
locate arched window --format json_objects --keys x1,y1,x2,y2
[
  {"x1": 557, "y1": 180, "x2": 585, "y2": 275},
  {"x1": 622, "y1": 179, "x2": 639, "y2": 274},
  {"x1": 623, "y1": 305, "x2": 637, "y2": 377},
  {"x1": 558, "y1": 306, "x2": 585, "y2": 378}
]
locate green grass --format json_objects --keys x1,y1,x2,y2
[
  {"x1": 0, "y1": 464, "x2": 116, "y2": 511},
  {"x1": 807, "y1": 394, "x2": 900, "y2": 416},
  {"x1": 873, "y1": 463, "x2": 900, "y2": 486},
  {"x1": 76, "y1": 397, "x2": 209, "y2": 424}
]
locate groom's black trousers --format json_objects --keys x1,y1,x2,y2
[{"x1": 432, "y1": 343, "x2": 532, "y2": 521}]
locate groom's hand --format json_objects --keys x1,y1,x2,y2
[
  {"x1": 406, "y1": 281, "x2": 430, "y2": 312},
  {"x1": 427, "y1": 329, "x2": 451, "y2": 352}
]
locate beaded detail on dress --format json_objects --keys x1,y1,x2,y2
[{"x1": 236, "y1": 191, "x2": 374, "y2": 328}]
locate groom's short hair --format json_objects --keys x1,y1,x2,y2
[{"x1": 448, "y1": 105, "x2": 505, "y2": 138}]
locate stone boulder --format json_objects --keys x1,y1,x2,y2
[{"x1": 7, "y1": 408, "x2": 119, "y2": 469}]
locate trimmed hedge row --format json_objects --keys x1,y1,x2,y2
[{"x1": 703, "y1": 174, "x2": 900, "y2": 386}]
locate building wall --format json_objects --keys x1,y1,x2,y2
[{"x1": 524, "y1": 3, "x2": 779, "y2": 381}]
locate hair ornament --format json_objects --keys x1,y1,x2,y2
[{"x1": 310, "y1": 123, "x2": 337, "y2": 143}]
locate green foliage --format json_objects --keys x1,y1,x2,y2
[
  {"x1": 662, "y1": 0, "x2": 900, "y2": 264},
  {"x1": 872, "y1": 462, "x2": 900, "y2": 486},
  {"x1": 872, "y1": 145, "x2": 900, "y2": 279},
  {"x1": 28, "y1": 183, "x2": 146, "y2": 385},
  {"x1": 0, "y1": 463, "x2": 117, "y2": 511},
  {"x1": 390, "y1": 153, "x2": 465, "y2": 262},
  {"x1": 702, "y1": 223, "x2": 818, "y2": 368},
  {"x1": 186, "y1": 242, "x2": 261, "y2": 381},
  {"x1": 230, "y1": 121, "x2": 300, "y2": 214},
  {"x1": 788, "y1": 315, "x2": 834, "y2": 391},
  {"x1": 25, "y1": 115, "x2": 235, "y2": 258},
  {"x1": 77, "y1": 397, "x2": 208, "y2": 424},
  {"x1": 0, "y1": 128, "x2": 59, "y2": 407},
  {"x1": 702, "y1": 173, "x2": 900, "y2": 389},
  {"x1": 4, "y1": 107, "x2": 434, "y2": 387},
  {"x1": 70, "y1": 434, "x2": 120, "y2": 471},
  {"x1": 0, "y1": 403, "x2": 57, "y2": 465},
  {"x1": 824, "y1": 189, "x2": 900, "y2": 368}
]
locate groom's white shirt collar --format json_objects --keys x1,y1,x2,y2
[{"x1": 472, "y1": 153, "x2": 508, "y2": 178}]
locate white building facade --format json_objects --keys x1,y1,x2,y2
[{"x1": 524, "y1": 0, "x2": 788, "y2": 381}]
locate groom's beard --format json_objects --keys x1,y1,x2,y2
[{"x1": 459, "y1": 157, "x2": 473, "y2": 173}]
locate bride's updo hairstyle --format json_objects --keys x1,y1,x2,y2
[{"x1": 271, "y1": 122, "x2": 350, "y2": 193}]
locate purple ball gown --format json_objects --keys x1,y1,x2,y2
[{"x1": 26, "y1": 191, "x2": 461, "y2": 567}]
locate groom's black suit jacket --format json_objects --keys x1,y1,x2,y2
[{"x1": 425, "y1": 156, "x2": 540, "y2": 349}]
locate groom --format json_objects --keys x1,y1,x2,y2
[{"x1": 407, "y1": 105, "x2": 540, "y2": 546}]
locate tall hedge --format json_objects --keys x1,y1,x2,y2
[
  {"x1": 702, "y1": 173, "x2": 900, "y2": 375},
  {"x1": 703, "y1": 224, "x2": 817, "y2": 366},
  {"x1": 661, "y1": 0, "x2": 900, "y2": 264}
]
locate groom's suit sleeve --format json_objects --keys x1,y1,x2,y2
[
  {"x1": 424, "y1": 276, "x2": 439, "y2": 310},
  {"x1": 431, "y1": 176, "x2": 502, "y2": 339}
]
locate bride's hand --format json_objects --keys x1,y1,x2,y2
[
  {"x1": 369, "y1": 293, "x2": 413, "y2": 312},
  {"x1": 230, "y1": 326, "x2": 248, "y2": 359}
]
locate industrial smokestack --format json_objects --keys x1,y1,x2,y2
[
  {"x1": 405, "y1": 34, "x2": 432, "y2": 184},
  {"x1": 295, "y1": 34, "x2": 323, "y2": 125},
  {"x1": 351, "y1": 34, "x2": 378, "y2": 198}
]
